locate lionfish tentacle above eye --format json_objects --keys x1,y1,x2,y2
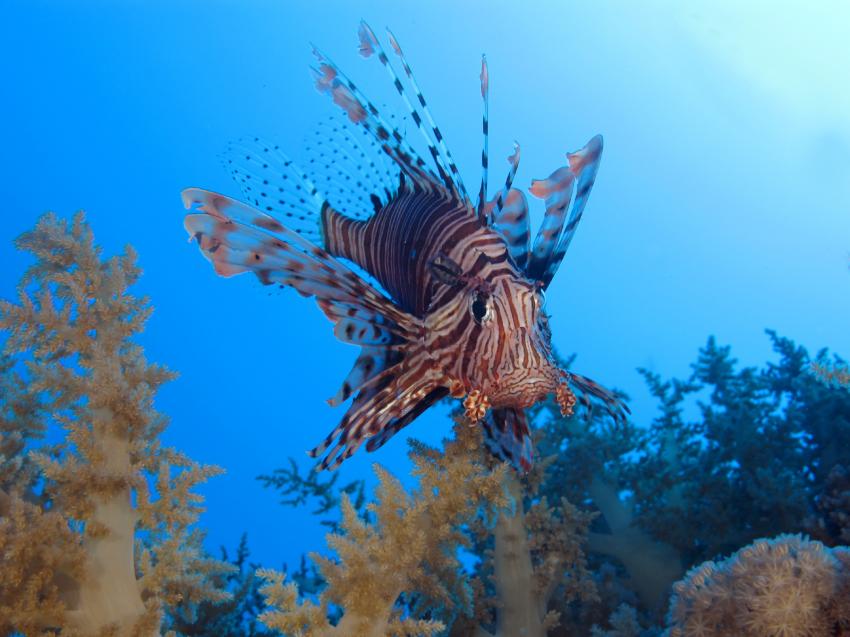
[
  {"x1": 489, "y1": 187, "x2": 530, "y2": 271},
  {"x1": 477, "y1": 54, "x2": 490, "y2": 222},
  {"x1": 481, "y1": 146, "x2": 529, "y2": 270},
  {"x1": 492, "y1": 143, "x2": 521, "y2": 221},
  {"x1": 526, "y1": 135, "x2": 603, "y2": 288}
]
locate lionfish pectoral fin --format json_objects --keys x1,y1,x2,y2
[
  {"x1": 311, "y1": 366, "x2": 449, "y2": 470},
  {"x1": 183, "y1": 188, "x2": 419, "y2": 338},
  {"x1": 567, "y1": 371, "x2": 630, "y2": 424},
  {"x1": 221, "y1": 138, "x2": 327, "y2": 243},
  {"x1": 183, "y1": 188, "x2": 445, "y2": 471},
  {"x1": 483, "y1": 408, "x2": 534, "y2": 473}
]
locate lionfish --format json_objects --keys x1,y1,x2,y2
[{"x1": 183, "y1": 23, "x2": 628, "y2": 471}]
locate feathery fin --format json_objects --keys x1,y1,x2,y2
[{"x1": 526, "y1": 135, "x2": 603, "y2": 287}]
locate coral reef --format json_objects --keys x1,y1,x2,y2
[
  {"x1": 0, "y1": 213, "x2": 229, "y2": 636},
  {"x1": 163, "y1": 535, "x2": 276, "y2": 637},
  {"x1": 259, "y1": 412, "x2": 600, "y2": 637},
  {"x1": 258, "y1": 422, "x2": 508, "y2": 637},
  {"x1": 4, "y1": 214, "x2": 850, "y2": 637},
  {"x1": 811, "y1": 360, "x2": 850, "y2": 389},
  {"x1": 668, "y1": 535, "x2": 850, "y2": 636}
]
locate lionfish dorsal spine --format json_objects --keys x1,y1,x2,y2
[
  {"x1": 357, "y1": 22, "x2": 466, "y2": 203},
  {"x1": 386, "y1": 27, "x2": 471, "y2": 204},
  {"x1": 311, "y1": 46, "x2": 440, "y2": 193},
  {"x1": 477, "y1": 54, "x2": 490, "y2": 222}
]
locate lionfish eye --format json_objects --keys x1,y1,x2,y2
[{"x1": 471, "y1": 291, "x2": 491, "y2": 323}]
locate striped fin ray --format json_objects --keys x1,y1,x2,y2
[
  {"x1": 487, "y1": 188, "x2": 530, "y2": 270},
  {"x1": 539, "y1": 135, "x2": 603, "y2": 287},
  {"x1": 490, "y1": 143, "x2": 521, "y2": 223},
  {"x1": 525, "y1": 165, "x2": 575, "y2": 281},
  {"x1": 525, "y1": 135, "x2": 603, "y2": 287},
  {"x1": 386, "y1": 27, "x2": 471, "y2": 205},
  {"x1": 224, "y1": 137, "x2": 325, "y2": 240},
  {"x1": 567, "y1": 371, "x2": 631, "y2": 425},
  {"x1": 482, "y1": 407, "x2": 533, "y2": 473},
  {"x1": 181, "y1": 188, "x2": 417, "y2": 333},
  {"x1": 327, "y1": 346, "x2": 402, "y2": 407},
  {"x1": 477, "y1": 55, "x2": 490, "y2": 221},
  {"x1": 311, "y1": 47, "x2": 440, "y2": 192},
  {"x1": 365, "y1": 386, "x2": 449, "y2": 453},
  {"x1": 310, "y1": 365, "x2": 443, "y2": 470},
  {"x1": 357, "y1": 22, "x2": 456, "y2": 196}
]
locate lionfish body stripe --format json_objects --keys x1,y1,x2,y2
[{"x1": 183, "y1": 24, "x2": 627, "y2": 472}]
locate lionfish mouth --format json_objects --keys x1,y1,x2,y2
[
  {"x1": 462, "y1": 371, "x2": 576, "y2": 424},
  {"x1": 472, "y1": 364, "x2": 575, "y2": 411}
]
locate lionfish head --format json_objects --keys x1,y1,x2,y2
[{"x1": 427, "y1": 255, "x2": 572, "y2": 416}]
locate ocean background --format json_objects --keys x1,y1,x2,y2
[{"x1": 2, "y1": 0, "x2": 849, "y2": 573}]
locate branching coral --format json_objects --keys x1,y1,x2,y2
[
  {"x1": 811, "y1": 360, "x2": 850, "y2": 389},
  {"x1": 807, "y1": 464, "x2": 850, "y2": 545},
  {"x1": 258, "y1": 421, "x2": 508, "y2": 637},
  {"x1": 164, "y1": 535, "x2": 276, "y2": 637},
  {"x1": 483, "y1": 471, "x2": 597, "y2": 637},
  {"x1": 259, "y1": 411, "x2": 600, "y2": 637},
  {"x1": 586, "y1": 479, "x2": 682, "y2": 613},
  {"x1": 667, "y1": 534, "x2": 850, "y2": 637},
  {"x1": 589, "y1": 604, "x2": 642, "y2": 637},
  {"x1": 0, "y1": 213, "x2": 230, "y2": 636}
]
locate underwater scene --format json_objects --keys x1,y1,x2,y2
[{"x1": 2, "y1": 1, "x2": 850, "y2": 635}]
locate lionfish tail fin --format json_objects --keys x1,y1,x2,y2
[
  {"x1": 526, "y1": 134, "x2": 603, "y2": 287},
  {"x1": 483, "y1": 407, "x2": 534, "y2": 473}
]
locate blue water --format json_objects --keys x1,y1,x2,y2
[{"x1": 2, "y1": 1, "x2": 849, "y2": 571}]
